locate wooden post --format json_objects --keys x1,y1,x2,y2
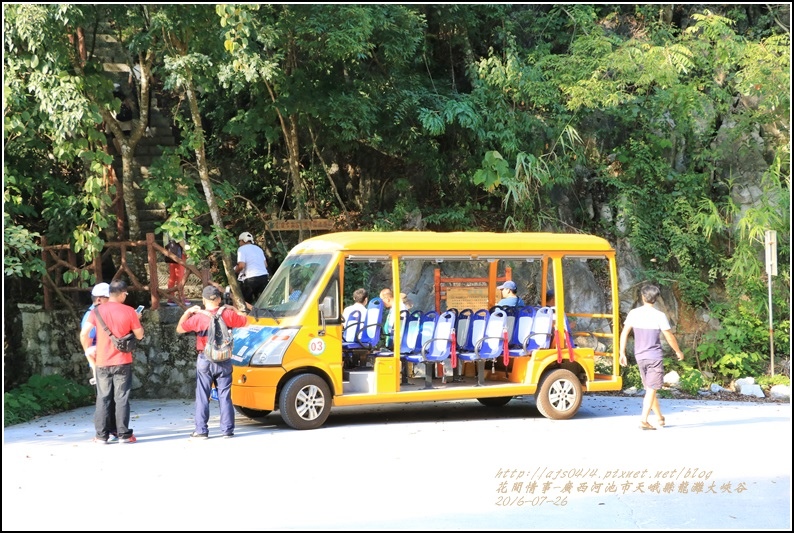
[
  {"x1": 42, "y1": 236, "x2": 51, "y2": 310},
  {"x1": 93, "y1": 253, "x2": 103, "y2": 283},
  {"x1": 434, "y1": 268, "x2": 441, "y2": 312},
  {"x1": 68, "y1": 247, "x2": 79, "y2": 306},
  {"x1": 146, "y1": 233, "x2": 160, "y2": 311}
]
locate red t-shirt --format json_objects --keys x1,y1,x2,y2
[
  {"x1": 86, "y1": 301, "x2": 142, "y2": 367},
  {"x1": 181, "y1": 307, "x2": 248, "y2": 352}
]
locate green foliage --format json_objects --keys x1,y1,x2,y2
[
  {"x1": 473, "y1": 151, "x2": 510, "y2": 192},
  {"x1": 696, "y1": 281, "x2": 788, "y2": 384},
  {"x1": 712, "y1": 351, "x2": 766, "y2": 380},
  {"x1": 421, "y1": 206, "x2": 476, "y2": 231},
  {"x1": 3, "y1": 213, "x2": 45, "y2": 278},
  {"x1": 3, "y1": 374, "x2": 95, "y2": 427},
  {"x1": 4, "y1": 3, "x2": 117, "y2": 274},
  {"x1": 143, "y1": 146, "x2": 241, "y2": 266},
  {"x1": 678, "y1": 367, "x2": 706, "y2": 395},
  {"x1": 756, "y1": 374, "x2": 790, "y2": 390},
  {"x1": 621, "y1": 362, "x2": 642, "y2": 390},
  {"x1": 594, "y1": 358, "x2": 613, "y2": 376}
]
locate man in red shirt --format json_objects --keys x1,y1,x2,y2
[
  {"x1": 80, "y1": 280, "x2": 144, "y2": 444},
  {"x1": 176, "y1": 285, "x2": 248, "y2": 439}
]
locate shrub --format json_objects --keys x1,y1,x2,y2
[
  {"x1": 595, "y1": 358, "x2": 613, "y2": 375},
  {"x1": 713, "y1": 351, "x2": 765, "y2": 380},
  {"x1": 679, "y1": 368, "x2": 705, "y2": 395},
  {"x1": 4, "y1": 374, "x2": 94, "y2": 427},
  {"x1": 756, "y1": 374, "x2": 791, "y2": 390},
  {"x1": 621, "y1": 363, "x2": 643, "y2": 389}
]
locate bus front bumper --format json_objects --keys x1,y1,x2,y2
[{"x1": 231, "y1": 366, "x2": 285, "y2": 411}]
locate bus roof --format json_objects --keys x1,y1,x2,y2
[{"x1": 291, "y1": 231, "x2": 614, "y2": 256}]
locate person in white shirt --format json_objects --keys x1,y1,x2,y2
[
  {"x1": 619, "y1": 284, "x2": 685, "y2": 431},
  {"x1": 343, "y1": 288, "x2": 369, "y2": 325},
  {"x1": 234, "y1": 232, "x2": 269, "y2": 305}
]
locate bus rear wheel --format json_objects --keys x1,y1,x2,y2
[
  {"x1": 535, "y1": 369, "x2": 582, "y2": 420},
  {"x1": 477, "y1": 396, "x2": 513, "y2": 407},
  {"x1": 234, "y1": 406, "x2": 272, "y2": 420},
  {"x1": 279, "y1": 374, "x2": 331, "y2": 430}
]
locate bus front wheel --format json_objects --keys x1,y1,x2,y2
[
  {"x1": 279, "y1": 374, "x2": 331, "y2": 430},
  {"x1": 535, "y1": 369, "x2": 582, "y2": 420}
]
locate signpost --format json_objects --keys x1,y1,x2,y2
[{"x1": 764, "y1": 230, "x2": 777, "y2": 375}]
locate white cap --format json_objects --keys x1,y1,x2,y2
[
  {"x1": 91, "y1": 283, "x2": 110, "y2": 298},
  {"x1": 238, "y1": 232, "x2": 254, "y2": 243}
]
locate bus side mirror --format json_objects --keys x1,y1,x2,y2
[
  {"x1": 319, "y1": 296, "x2": 334, "y2": 336},
  {"x1": 320, "y1": 296, "x2": 334, "y2": 317}
]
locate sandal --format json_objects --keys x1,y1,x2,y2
[
  {"x1": 658, "y1": 416, "x2": 666, "y2": 427},
  {"x1": 640, "y1": 421, "x2": 656, "y2": 430}
]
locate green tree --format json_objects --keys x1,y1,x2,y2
[
  {"x1": 152, "y1": 4, "x2": 247, "y2": 307},
  {"x1": 4, "y1": 4, "x2": 113, "y2": 305},
  {"x1": 217, "y1": 4, "x2": 428, "y2": 238}
]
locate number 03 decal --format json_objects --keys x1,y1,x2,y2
[{"x1": 308, "y1": 338, "x2": 326, "y2": 355}]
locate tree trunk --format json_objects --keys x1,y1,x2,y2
[
  {"x1": 285, "y1": 115, "x2": 307, "y2": 242},
  {"x1": 184, "y1": 82, "x2": 246, "y2": 309}
]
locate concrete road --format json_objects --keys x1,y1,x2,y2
[{"x1": 2, "y1": 395, "x2": 791, "y2": 531}]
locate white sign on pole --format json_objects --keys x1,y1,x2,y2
[
  {"x1": 765, "y1": 230, "x2": 777, "y2": 276},
  {"x1": 764, "y1": 230, "x2": 777, "y2": 375}
]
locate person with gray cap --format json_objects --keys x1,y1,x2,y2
[
  {"x1": 176, "y1": 285, "x2": 249, "y2": 439},
  {"x1": 80, "y1": 282, "x2": 118, "y2": 441},
  {"x1": 496, "y1": 280, "x2": 525, "y2": 307},
  {"x1": 234, "y1": 231, "x2": 269, "y2": 305}
]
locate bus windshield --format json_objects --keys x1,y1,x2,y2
[{"x1": 251, "y1": 253, "x2": 332, "y2": 317}]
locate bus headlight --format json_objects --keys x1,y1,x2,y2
[{"x1": 249, "y1": 327, "x2": 300, "y2": 366}]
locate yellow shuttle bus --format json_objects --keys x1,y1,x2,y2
[{"x1": 231, "y1": 231, "x2": 622, "y2": 429}]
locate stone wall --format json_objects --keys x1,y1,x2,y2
[{"x1": 18, "y1": 304, "x2": 199, "y2": 399}]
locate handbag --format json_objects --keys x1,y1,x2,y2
[{"x1": 93, "y1": 309, "x2": 138, "y2": 353}]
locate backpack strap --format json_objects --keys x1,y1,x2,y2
[
  {"x1": 93, "y1": 308, "x2": 130, "y2": 347},
  {"x1": 197, "y1": 305, "x2": 228, "y2": 318},
  {"x1": 93, "y1": 308, "x2": 115, "y2": 338},
  {"x1": 197, "y1": 306, "x2": 228, "y2": 334}
]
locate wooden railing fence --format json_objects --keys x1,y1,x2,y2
[{"x1": 41, "y1": 232, "x2": 209, "y2": 311}]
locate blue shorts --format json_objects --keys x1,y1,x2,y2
[{"x1": 638, "y1": 358, "x2": 664, "y2": 391}]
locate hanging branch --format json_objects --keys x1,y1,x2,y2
[{"x1": 307, "y1": 123, "x2": 349, "y2": 218}]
